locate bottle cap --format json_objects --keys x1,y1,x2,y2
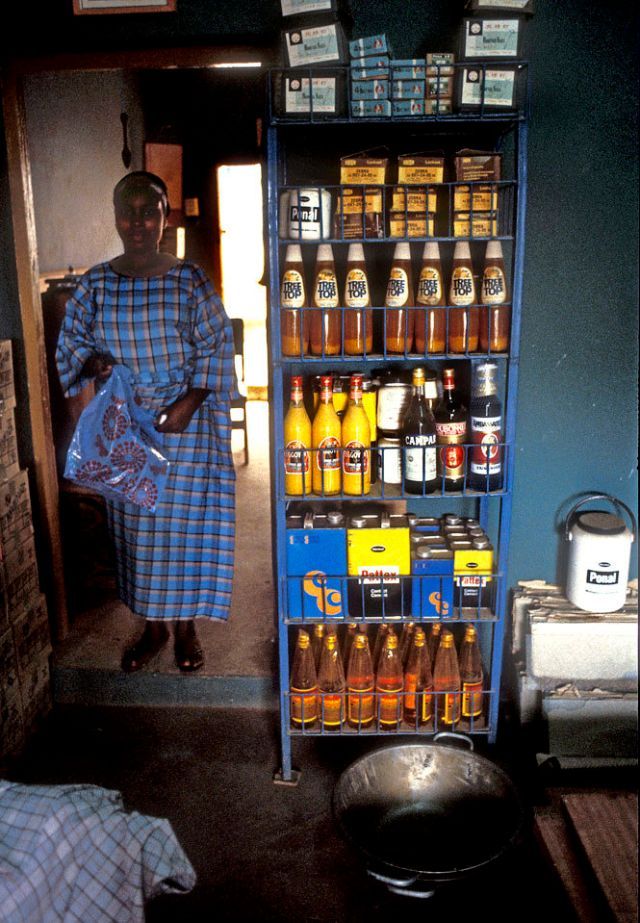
[
  {"x1": 327, "y1": 511, "x2": 345, "y2": 526},
  {"x1": 290, "y1": 375, "x2": 303, "y2": 388},
  {"x1": 354, "y1": 633, "x2": 368, "y2": 650},
  {"x1": 316, "y1": 243, "x2": 334, "y2": 262},
  {"x1": 485, "y1": 239, "x2": 504, "y2": 260},
  {"x1": 453, "y1": 240, "x2": 472, "y2": 260},
  {"x1": 393, "y1": 241, "x2": 411, "y2": 261},
  {"x1": 440, "y1": 630, "x2": 455, "y2": 647},
  {"x1": 412, "y1": 366, "x2": 426, "y2": 386},
  {"x1": 421, "y1": 241, "x2": 441, "y2": 260},
  {"x1": 285, "y1": 244, "x2": 303, "y2": 262},
  {"x1": 347, "y1": 242, "x2": 366, "y2": 262},
  {"x1": 349, "y1": 516, "x2": 367, "y2": 529},
  {"x1": 298, "y1": 630, "x2": 311, "y2": 647},
  {"x1": 464, "y1": 625, "x2": 478, "y2": 641},
  {"x1": 416, "y1": 546, "x2": 432, "y2": 559},
  {"x1": 413, "y1": 627, "x2": 426, "y2": 644},
  {"x1": 444, "y1": 514, "x2": 463, "y2": 525}
]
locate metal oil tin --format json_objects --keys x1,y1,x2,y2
[
  {"x1": 377, "y1": 437, "x2": 402, "y2": 485},
  {"x1": 452, "y1": 536, "x2": 494, "y2": 610},
  {"x1": 347, "y1": 511, "x2": 411, "y2": 618},
  {"x1": 411, "y1": 546, "x2": 454, "y2": 619},
  {"x1": 286, "y1": 510, "x2": 347, "y2": 619}
]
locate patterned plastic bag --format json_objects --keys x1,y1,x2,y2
[{"x1": 64, "y1": 365, "x2": 170, "y2": 512}]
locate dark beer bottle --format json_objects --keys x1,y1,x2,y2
[
  {"x1": 435, "y1": 367, "x2": 467, "y2": 491},
  {"x1": 467, "y1": 361, "x2": 503, "y2": 492},
  {"x1": 401, "y1": 366, "x2": 438, "y2": 495}
]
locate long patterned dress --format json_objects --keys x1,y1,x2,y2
[{"x1": 56, "y1": 260, "x2": 237, "y2": 622}]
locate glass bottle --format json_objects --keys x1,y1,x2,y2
[
  {"x1": 399, "y1": 621, "x2": 415, "y2": 667},
  {"x1": 459, "y1": 624, "x2": 484, "y2": 720},
  {"x1": 346, "y1": 631, "x2": 375, "y2": 728},
  {"x1": 403, "y1": 626, "x2": 433, "y2": 725},
  {"x1": 480, "y1": 240, "x2": 510, "y2": 353},
  {"x1": 384, "y1": 242, "x2": 414, "y2": 354},
  {"x1": 289, "y1": 629, "x2": 318, "y2": 728},
  {"x1": 312, "y1": 374, "x2": 342, "y2": 495},
  {"x1": 310, "y1": 244, "x2": 341, "y2": 356},
  {"x1": 283, "y1": 375, "x2": 311, "y2": 496},
  {"x1": 341, "y1": 373, "x2": 371, "y2": 496},
  {"x1": 401, "y1": 366, "x2": 438, "y2": 495},
  {"x1": 280, "y1": 244, "x2": 310, "y2": 357},
  {"x1": 342, "y1": 622, "x2": 359, "y2": 671},
  {"x1": 467, "y1": 361, "x2": 503, "y2": 492},
  {"x1": 429, "y1": 621, "x2": 442, "y2": 668},
  {"x1": 317, "y1": 631, "x2": 346, "y2": 729},
  {"x1": 415, "y1": 241, "x2": 446, "y2": 354},
  {"x1": 448, "y1": 241, "x2": 479, "y2": 353},
  {"x1": 433, "y1": 629, "x2": 461, "y2": 727},
  {"x1": 372, "y1": 623, "x2": 389, "y2": 672},
  {"x1": 343, "y1": 243, "x2": 373, "y2": 355},
  {"x1": 376, "y1": 629, "x2": 403, "y2": 730},
  {"x1": 311, "y1": 623, "x2": 326, "y2": 672},
  {"x1": 434, "y1": 367, "x2": 467, "y2": 492}
]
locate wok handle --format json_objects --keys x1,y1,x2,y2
[
  {"x1": 367, "y1": 867, "x2": 419, "y2": 888},
  {"x1": 433, "y1": 731, "x2": 474, "y2": 751}
]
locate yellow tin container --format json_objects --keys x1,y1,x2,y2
[{"x1": 347, "y1": 512, "x2": 410, "y2": 618}]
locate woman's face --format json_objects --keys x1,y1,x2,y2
[{"x1": 114, "y1": 186, "x2": 166, "y2": 256}]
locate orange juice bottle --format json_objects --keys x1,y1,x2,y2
[
  {"x1": 283, "y1": 375, "x2": 311, "y2": 496},
  {"x1": 341, "y1": 373, "x2": 371, "y2": 496},
  {"x1": 312, "y1": 374, "x2": 342, "y2": 495}
]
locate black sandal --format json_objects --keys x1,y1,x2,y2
[
  {"x1": 174, "y1": 622, "x2": 204, "y2": 673},
  {"x1": 121, "y1": 623, "x2": 169, "y2": 673}
]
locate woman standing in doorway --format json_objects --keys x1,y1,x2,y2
[{"x1": 56, "y1": 171, "x2": 237, "y2": 673}]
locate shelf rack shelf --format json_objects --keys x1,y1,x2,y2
[{"x1": 266, "y1": 70, "x2": 528, "y2": 781}]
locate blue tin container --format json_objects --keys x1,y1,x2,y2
[
  {"x1": 411, "y1": 546, "x2": 454, "y2": 619},
  {"x1": 286, "y1": 511, "x2": 347, "y2": 619}
]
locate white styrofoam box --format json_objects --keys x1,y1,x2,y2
[
  {"x1": 529, "y1": 617, "x2": 638, "y2": 682},
  {"x1": 542, "y1": 695, "x2": 638, "y2": 760}
]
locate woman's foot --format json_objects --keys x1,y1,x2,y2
[
  {"x1": 121, "y1": 622, "x2": 169, "y2": 673},
  {"x1": 174, "y1": 620, "x2": 204, "y2": 673}
]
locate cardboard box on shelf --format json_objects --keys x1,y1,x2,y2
[
  {"x1": 460, "y1": 16, "x2": 523, "y2": 61},
  {"x1": 0, "y1": 341, "x2": 15, "y2": 413},
  {"x1": 457, "y1": 65, "x2": 520, "y2": 110},
  {"x1": 455, "y1": 149, "x2": 502, "y2": 181},
  {"x1": 10, "y1": 592, "x2": 51, "y2": 676},
  {"x1": 349, "y1": 55, "x2": 390, "y2": 79},
  {"x1": 397, "y1": 154, "x2": 445, "y2": 185},
  {"x1": 391, "y1": 99, "x2": 426, "y2": 117},
  {"x1": 0, "y1": 469, "x2": 34, "y2": 560},
  {"x1": 2, "y1": 534, "x2": 40, "y2": 615},
  {"x1": 349, "y1": 34, "x2": 392, "y2": 58},
  {"x1": 453, "y1": 211, "x2": 499, "y2": 237},
  {"x1": 18, "y1": 646, "x2": 52, "y2": 733},
  {"x1": 276, "y1": 70, "x2": 346, "y2": 117},
  {"x1": 426, "y1": 52, "x2": 456, "y2": 76},
  {"x1": 283, "y1": 20, "x2": 348, "y2": 68},
  {"x1": 0, "y1": 408, "x2": 20, "y2": 482},
  {"x1": 350, "y1": 99, "x2": 391, "y2": 118}
]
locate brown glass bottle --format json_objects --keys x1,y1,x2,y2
[
  {"x1": 401, "y1": 367, "x2": 438, "y2": 495},
  {"x1": 468, "y1": 361, "x2": 503, "y2": 492},
  {"x1": 280, "y1": 244, "x2": 310, "y2": 356},
  {"x1": 403, "y1": 626, "x2": 433, "y2": 725},
  {"x1": 429, "y1": 621, "x2": 442, "y2": 667},
  {"x1": 385, "y1": 242, "x2": 414, "y2": 354},
  {"x1": 415, "y1": 241, "x2": 446, "y2": 354},
  {"x1": 289, "y1": 629, "x2": 318, "y2": 728},
  {"x1": 311, "y1": 623, "x2": 326, "y2": 672},
  {"x1": 479, "y1": 240, "x2": 510, "y2": 353},
  {"x1": 310, "y1": 244, "x2": 341, "y2": 355},
  {"x1": 317, "y1": 631, "x2": 345, "y2": 729},
  {"x1": 459, "y1": 624, "x2": 484, "y2": 720},
  {"x1": 372, "y1": 623, "x2": 389, "y2": 672},
  {"x1": 448, "y1": 241, "x2": 479, "y2": 353},
  {"x1": 346, "y1": 632, "x2": 375, "y2": 728},
  {"x1": 343, "y1": 243, "x2": 373, "y2": 355},
  {"x1": 433, "y1": 629, "x2": 461, "y2": 726},
  {"x1": 435, "y1": 367, "x2": 467, "y2": 491},
  {"x1": 376, "y1": 629, "x2": 403, "y2": 730}
]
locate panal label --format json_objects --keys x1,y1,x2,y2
[
  {"x1": 482, "y1": 267, "x2": 507, "y2": 304},
  {"x1": 416, "y1": 267, "x2": 442, "y2": 305},
  {"x1": 314, "y1": 270, "x2": 339, "y2": 308},
  {"x1": 281, "y1": 270, "x2": 305, "y2": 308},
  {"x1": 451, "y1": 266, "x2": 475, "y2": 305},
  {"x1": 284, "y1": 440, "x2": 310, "y2": 474},
  {"x1": 470, "y1": 415, "x2": 502, "y2": 475},
  {"x1": 316, "y1": 435, "x2": 340, "y2": 470},
  {"x1": 345, "y1": 268, "x2": 369, "y2": 308},
  {"x1": 385, "y1": 267, "x2": 410, "y2": 307},
  {"x1": 587, "y1": 569, "x2": 620, "y2": 587}
]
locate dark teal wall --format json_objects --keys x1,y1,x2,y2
[{"x1": 1, "y1": 0, "x2": 637, "y2": 586}]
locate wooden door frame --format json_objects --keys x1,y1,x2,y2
[{"x1": 2, "y1": 45, "x2": 261, "y2": 641}]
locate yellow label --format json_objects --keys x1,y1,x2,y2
[
  {"x1": 378, "y1": 689, "x2": 402, "y2": 725},
  {"x1": 416, "y1": 266, "x2": 442, "y2": 305},
  {"x1": 453, "y1": 184, "x2": 498, "y2": 212},
  {"x1": 441, "y1": 691, "x2": 461, "y2": 725},
  {"x1": 313, "y1": 270, "x2": 339, "y2": 308},
  {"x1": 290, "y1": 686, "x2": 317, "y2": 725},
  {"x1": 453, "y1": 548, "x2": 493, "y2": 574},
  {"x1": 340, "y1": 161, "x2": 387, "y2": 184},
  {"x1": 303, "y1": 570, "x2": 343, "y2": 616},
  {"x1": 320, "y1": 692, "x2": 344, "y2": 727},
  {"x1": 391, "y1": 187, "x2": 437, "y2": 213},
  {"x1": 337, "y1": 188, "x2": 383, "y2": 214},
  {"x1": 347, "y1": 526, "x2": 411, "y2": 575},
  {"x1": 389, "y1": 214, "x2": 435, "y2": 238},
  {"x1": 398, "y1": 160, "x2": 444, "y2": 184},
  {"x1": 482, "y1": 267, "x2": 507, "y2": 305},
  {"x1": 348, "y1": 688, "x2": 375, "y2": 725},
  {"x1": 453, "y1": 213, "x2": 498, "y2": 238},
  {"x1": 281, "y1": 270, "x2": 305, "y2": 308},
  {"x1": 316, "y1": 435, "x2": 340, "y2": 470},
  {"x1": 345, "y1": 268, "x2": 370, "y2": 308},
  {"x1": 450, "y1": 266, "x2": 475, "y2": 305},
  {"x1": 462, "y1": 681, "x2": 483, "y2": 718},
  {"x1": 385, "y1": 267, "x2": 410, "y2": 307}
]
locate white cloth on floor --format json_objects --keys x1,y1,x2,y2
[{"x1": 0, "y1": 781, "x2": 196, "y2": 922}]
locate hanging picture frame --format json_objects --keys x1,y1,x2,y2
[{"x1": 73, "y1": 0, "x2": 176, "y2": 14}]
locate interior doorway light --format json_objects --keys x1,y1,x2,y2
[{"x1": 210, "y1": 62, "x2": 262, "y2": 69}]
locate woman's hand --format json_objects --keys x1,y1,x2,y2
[
  {"x1": 155, "y1": 388, "x2": 210, "y2": 433},
  {"x1": 82, "y1": 352, "x2": 115, "y2": 386}
]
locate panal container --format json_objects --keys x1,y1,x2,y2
[
  {"x1": 347, "y1": 512, "x2": 410, "y2": 618},
  {"x1": 412, "y1": 546, "x2": 454, "y2": 619},
  {"x1": 565, "y1": 494, "x2": 636, "y2": 613},
  {"x1": 286, "y1": 511, "x2": 347, "y2": 619}
]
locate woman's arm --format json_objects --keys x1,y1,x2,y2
[{"x1": 155, "y1": 387, "x2": 210, "y2": 433}]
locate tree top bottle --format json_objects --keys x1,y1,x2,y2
[
  {"x1": 343, "y1": 243, "x2": 373, "y2": 356},
  {"x1": 415, "y1": 241, "x2": 445, "y2": 355},
  {"x1": 467, "y1": 361, "x2": 503, "y2": 492},
  {"x1": 402, "y1": 366, "x2": 438, "y2": 495},
  {"x1": 310, "y1": 244, "x2": 340, "y2": 356},
  {"x1": 448, "y1": 240, "x2": 479, "y2": 354},
  {"x1": 385, "y1": 242, "x2": 414, "y2": 355},
  {"x1": 480, "y1": 239, "x2": 510, "y2": 353},
  {"x1": 281, "y1": 244, "x2": 309, "y2": 357}
]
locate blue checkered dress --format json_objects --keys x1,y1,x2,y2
[{"x1": 56, "y1": 261, "x2": 237, "y2": 622}]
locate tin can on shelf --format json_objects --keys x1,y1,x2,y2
[
  {"x1": 377, "y1": 436, "x2": 402, "y2": 485},
  {"x1": 376, "y1": 371, "x2": 412, "y2": 435},
  {"x1": 286, "y1": 511, "x2": 347, "y2": 619},
  {"x1": 452, "y1": 536, "x2": 494, "y2": 610},
  {"x1": 347, "y1": 512, "x2": 410, "y2": 618},
  {"x1": 412, "y1": 545, "x2": 454, "y2": 619}
]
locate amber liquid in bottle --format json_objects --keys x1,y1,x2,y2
[
  {"x1": 460, "y1": 624, "x2": 484, "y2": 720},
  {"x1": 433, "y1": 629, "x2": 461, "y2": 726},
  {"x1": 346, "y1": 632, "x2": 375, "y2": 728},
  {"x1": 376, "y1": 629, "x2": 403, "y2": 729},
  {"x1": 311, "y1": 623, "x2": 326, "y2": 672},
  {"x1": 290, "y1": 629, "x2": 318, "y2": 727},
  {"x1": 372, "y1": 623, "x2": 389, "y2": 672},
  {"x1": 480, "y1": 240, "x2": 510, "y2": 353},
  {"x1": 280, "y1": 244, "x2": 310, "y2": 357},
  {"x1": 341, "y1": 373, "x2": 371, "y2": 496},
  {"x1": 429, "y1": 622, "x2": 442, "y2": 668},
  {"x1": 310, "y1": 244, "x2": 341, "y2": 356},
  {"x1": 434, "y1": 367, "x2": 467, "y2": 492},
  {"x1": 317, "y1": 631, "x2": 346, "y2": 729},
  {"x1": 385, "y1": 242, "x2": 414, "y2": 354},
  {"x1": 343, "y1": 243, "x2": 373, "y2": 355},
  {"x1": 312, "y1": 375, "x2": 342, "y2": 496},
  {"x1": 415, "y1": 241, "x2": 446, "y2": 354},
  {"x1": 404, "y1": 626, "x2": 433, "y2": 725},
  {"x1": 449, "y1": 241, "x2": 479, "y2": 353}
]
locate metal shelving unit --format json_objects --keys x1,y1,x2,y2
[{"x1": 266, "y1": 66, "x2": 529, "y2": 782}]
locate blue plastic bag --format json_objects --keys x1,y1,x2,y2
[{"x1": 64, "y1": 365, "x2": 170, "y2": 512}]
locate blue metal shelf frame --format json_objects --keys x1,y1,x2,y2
[{"x1": 266, "y1": 98, "x2": 528, "y2": 782}]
